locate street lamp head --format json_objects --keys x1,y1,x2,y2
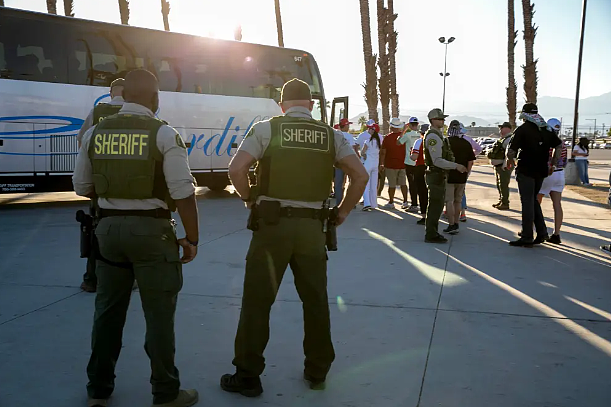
[
  {"x1": 446, "y1": 73, "x2": 450, "y2": 76},
  {"x1": 439, "y1": 73, "x2": 443, "y2": 76},
  {"x1": 448, "y1": 37, "x2": 455, "y2": 43},
  {"x1": 438, "y1": 37, "x2": 446, "y2": 43}
]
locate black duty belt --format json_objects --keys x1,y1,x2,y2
[
  {"x1": 554, "y1": 168, "x2": 564, "y2": 172},
  {"x1": 99, "y1": 208, "x2": 172, "y2": 219},
  {"x1": 279, "y1": 207, "x2": 323, "y2": 219}
]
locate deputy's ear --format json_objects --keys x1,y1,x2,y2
[{"x1": 279, "y1": 102, "x2": 287, "y2": 113}]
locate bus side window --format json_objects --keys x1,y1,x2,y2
[{"x1": 0, "y1": 16, "x2": 67, "y2": 83}]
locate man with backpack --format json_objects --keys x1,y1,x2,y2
[{"x1": 487, "y1": 122, "x2": 514, "y2": 210}]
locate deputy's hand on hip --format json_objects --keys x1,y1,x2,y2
[
  {"x1": 456, "y1": 164, "x2": 468, "y2": 173},
  {"x1": 177, "y1": 238, "x2": 198, "y2": 264}
]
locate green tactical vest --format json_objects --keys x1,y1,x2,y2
[
  {"x1": 93, "y1": 103, "x2": 123, "y2": 124},
  {"x1": 88, "y1": 114, "x2": 172, "y2": 205},
  {"x1": 256, "y1": 115, "x2": 336, "y2": 202},
  {"x1": 424, "y1": 127, "x2": 454, "y2": 171},
  {"x1": 487, "y1": 134, "x2": 511, "y2": 160}
]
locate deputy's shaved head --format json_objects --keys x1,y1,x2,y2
[{"x1": 123, "y1": 69, "x2": 160, "y2": 113}]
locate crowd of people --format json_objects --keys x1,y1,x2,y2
[
  {"x1": 331, "y1": 102, "x2": 574, "y2": 246},
  {"x1": 71, "y1": 70, "x2": 600, "y2": 407}
]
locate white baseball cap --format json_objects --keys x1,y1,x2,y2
[
  {"x1": 389, "y1": 117, "x2": 404, "y2": 128},
  {"x1": 409, "y1": 117, "x2": 419, "y2": 123},
  {"x1": 365, "y1": 119, "x2": 375, "y2": 127}
]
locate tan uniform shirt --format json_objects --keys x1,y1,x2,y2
[
  {"x1": 72, "y1": 102, "x2": 196, "y2": 210},
  {"x1": 425, "y1": 132, "x2": 458, "y2": 170},
  {"x1": 76, "y1": 96, "x2": 125, "y2": 144},
  {"x1": 238, "y1": 106, "x2": 356, "y2": 209}
]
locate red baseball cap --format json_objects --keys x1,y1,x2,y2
[
  {"x1": 339, "y1": 118, "x2": 353, "y2": 127},
  {"x1": 333, "y1": 124, "x2": 340, "y2": 129}
]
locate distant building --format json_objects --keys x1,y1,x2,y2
[{"x1": 463, "y1": 126, "x2": 499, "y2": 139}]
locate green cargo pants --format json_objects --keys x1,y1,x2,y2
[
  {"x1": 86, "y1": 216, "x2": 183, "y2": 405},
  {"x1": 233, "y1": 216, "x2": 335, "y2": 381},
  {"x1": 425, "y1": 171, "x2": 447, "y2": 240},
  {"x1": 495, "y1": 165, "x2": 513, "y2": 205}
]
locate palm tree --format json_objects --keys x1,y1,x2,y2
[
  {"x1": 387, "y1": 0, "x2": 399, "y2": 118},
  {"x1": 507, "y1": 0, "x2": 517, "y2": 128},
  {"x1": 521, "y1": 0, "x2": 538, "y2": 104},
  {"x1": 161, "y1": 0, "x2": 170, "y2": 31},
  {"x1": 359, "y1": 0, "x2": 379, "y2": 124},
  {"x1": 119, "y1": 0, "x2": 130, "y2": 25},
  {"x1": 274, "y1": 0, "x2": 284, "y2": 47},
  {"x1": 377, "y1": 0, "x2": 390, "y2": 134},
  {"x1": 64, "y1": 0, "x2": 74, "y2": 17},
  {"x1": 46, "y1": 0, "x2": 57, "y2": 14}
]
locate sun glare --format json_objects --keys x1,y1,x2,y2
[{"x1": 183, "y1": 19, "x2": 238, "y2": 41}]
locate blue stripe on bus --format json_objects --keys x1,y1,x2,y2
[
  {"x1": 0, "y1": 152, "x2": 78, "y2": 156},
  {"x1": 0, "y1": 133, "x2": 77, "y2": 140},
  {"x1": 0, "y1": 116, "x2": 84, "y2": 135}
]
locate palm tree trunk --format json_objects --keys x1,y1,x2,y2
[
  {"x1": 161, "y1": 0, "x2": 171, "y2": 31},
  {"x1": 119, "y1": 0, "x2": 130, "y2": 25},
  {"x1": 46, "y1": 0, "x2": 57, "y2": 14},
  {"x1": 63, "y1": 0, "x2": 74, "y2": 17},
  {"x1": 507, "y1": 0, "x2": 517, "y2": 128},
  {"x1": 377, "y1": 0, "x2": 390, "y2": 135},
  {"x1": 521, "y1": 0, "x2": 538, "y2": 103},
  {"x1": 387, "y1": 0, "x2": 399, "y2": 118},
  {"x1": 274, "y1": 0, "x2": 284, "y2": 47},
  {"x1": 359, "y1": 0, "x2": 379, "y2": 123}
]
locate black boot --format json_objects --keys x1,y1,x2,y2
[
  {"x1": 304, "y1": 373, "x2": 326, "y2": 390},
  {"x1": 220, "y1": 373, "x2": 263, "y2": 397}
]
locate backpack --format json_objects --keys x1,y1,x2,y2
[{"x1": 487, "y1": 136, "x2": 510, "y2": 160}]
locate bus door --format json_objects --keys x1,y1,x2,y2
[
  {"x1": 0, "y1": 122, "x2": 34, "y2": 174},
  {"x1": 329, "y1": 97, "x2": 349, "y2": 128}
]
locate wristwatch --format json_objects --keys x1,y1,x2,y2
[{"x1": 186, "y1": 237, "x2": 198, "y2": 247}]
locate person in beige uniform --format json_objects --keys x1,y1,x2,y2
[
  {"x1": 73, "y1": 69, "x2": 200, "y2": 407},
  {"x1": 77, "y1": 78, "x2": 126, "y2": 293},
  {"x1": 77, "y1": 78, "x2": 126, "y2": 148},
  {"x1": 220, "y1": 79, "x2": 368, "y2": 397}
]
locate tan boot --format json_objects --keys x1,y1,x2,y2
[
  {"x1": 152, "y1": 389, "x2": 198, "y2": 407},
  {"x1": 87, "y1": 398, "x2": 108, "y2": 407}
]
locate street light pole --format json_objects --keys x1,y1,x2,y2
[{"x1": 438, "y1": 36, "x2": 455, "y2": 113}]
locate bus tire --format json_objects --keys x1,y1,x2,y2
[{"x1": 207, "y1": 182, "x2": 229, "y2": 192}]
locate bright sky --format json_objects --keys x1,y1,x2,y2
[{"x1": 7, "y1": 0, "x2": 611, "y2": 118}]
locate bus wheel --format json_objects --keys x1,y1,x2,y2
[{"x1": 207, "y1": 182, "x2": 228, "y2": 192}]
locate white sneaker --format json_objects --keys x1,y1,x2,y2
[
  {"x1": 400, "y1": 202, "x2": 409, "y2": 210},
  {"x1": 407, "y1": 205, "x2": 419, "y2": 213},
  {"x1": 383, "y1": 203, "x2": 394, "y2": 209}
]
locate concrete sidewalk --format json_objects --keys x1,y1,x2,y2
[{"x1": 0, "y1": 165, "x2": 610, "y2": 407}]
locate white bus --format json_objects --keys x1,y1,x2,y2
[{"x1": 0, "y1": 7, "x2": 349, "y2": 194}]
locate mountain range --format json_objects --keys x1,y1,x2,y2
[{"x1": 350, "y1": 92, "x2": 611, "y2": 130}]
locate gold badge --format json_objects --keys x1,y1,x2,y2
[
  {"x1": 175, "y1": 134, "x2": 186, "y2": 149},
  {"x1": 428, "y1": 139, "x2": 437, "y2": 146}
]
